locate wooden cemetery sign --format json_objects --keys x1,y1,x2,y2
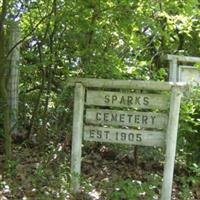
[
  {"x1": 67, "y1": 78, "x2": 187, "y2": 200},
  {"x1": 167, "y1": 54, "x2": 200, "y2": 86},
  {"x1": 178, "y1": 66, "x2": 200, "y2": 86}
]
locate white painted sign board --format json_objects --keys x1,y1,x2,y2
[
  {"x1": 179, "y1": 65, "x2": 200, "y2": 86},
  {"x1": 86, "y1": 90, "x2": 170, "y2": 109},
  {"x1": 167, "y1": 54, "x2": 200, "y2": 86},
  {"x1": 84, "y1": 126, "x2": 165, "y2": 146},
  {"x1": 68, "y1": 78, "x2": 186, "y2": 200},
  {"x1": 86, "y1": 108, "x2": 168, "y2": 129}
]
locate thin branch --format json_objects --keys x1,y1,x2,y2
[{"x1": 7, "y1": 9, "x2": 54, "y2": 57}]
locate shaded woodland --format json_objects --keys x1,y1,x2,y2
[{"x1": 0, "y1": 0, "x2": 200, "y2": 199}]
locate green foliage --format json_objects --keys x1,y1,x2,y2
[
  {"x1": 179, "y1": 89, "x2": 200, "y2": 163},
  {"x1": 175, "y1": 162, "x2": 200, "y2": 200},
  {"x1": 1, "y1": 142, "x2": 72, "y2": 199},
  {"x1": 15, "y1": 0, "x2": 200, "y2": 139},
  {"x1": 1, "y1": 0, "x2": 200, "y2": 198},
  {"x1": 103, "y1": 174, "x2": 161, "y2": 200}
]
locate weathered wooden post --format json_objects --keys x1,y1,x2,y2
[
  {"x1": 169, "y1": 58, "x2": 177, "y2": 82},
  {"x1": 161, "y1": 85, "x2": 183, "y2": 200},
  {"x1": 8, "y1": 22, "x2": 20, "y2": 137},
  {"x1": 71, "y1": 83, "x2": 85, "y2": 193}
]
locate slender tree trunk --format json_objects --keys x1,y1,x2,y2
[
  {"x1": 0, "y1": 26, "x2": 11, "y2": 161},
  {"x1": 8, "y1": 22, "x2": 20, "y2": 138},
  {"x1": 0, "y1": 0, "x2": 18, "y2": 162},
  {"x1": 0, "y1": 60, "x2": 11, "y2": 161}
]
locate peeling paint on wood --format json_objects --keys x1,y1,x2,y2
[
  {"x1": 84, "y1": 125, "x2": 165, "y2": 147},
  {"x1": 86, "y1": 109, "x2": 168, "y2": 129},
  {"x1": 86, "y1": 90, "x2": 169, "y2": 110}
]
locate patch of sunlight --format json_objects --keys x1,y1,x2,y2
[{"x1": 88, "y1": 189, "x2": 101, "y2": 200}]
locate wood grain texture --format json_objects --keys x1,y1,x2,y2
[
  {"x1": 161, "y1": 86, "x2": 182, "y2": 200},
  {"x1": 86, "y1": 90, "x2": 170, "y2": 110},
  {"x1": 86, "y1": 109, "x2": 168, "y2": 129},
  {"x1": 166, "y1": 54, "x2": 200, "y2": 63},
  {"x1": 66, "y1": 78, "x2": 175, "y2": 90},
  {"x1": 84, "y1": 125, "x2": 165, "y2": 146},
  {"x1": 71, "y1": 83, "x2": 85, "y2": 193}
]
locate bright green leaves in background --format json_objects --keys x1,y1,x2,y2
[
  {"x1": 19, "y1": 0, "x2": 200, "y2": 78},
  {"x1": 18, "y1": 0, "x2": 200, "y2": 159},
  {"x1": 0, "y1": 0, "x2": 200, "y2": 199}
]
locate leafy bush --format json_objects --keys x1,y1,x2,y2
[
  {"x1": 103, "y1": 174, "x2": 161, "y2": 200},
  {"x1": 179, "y1": 88, "x2": 200, "y2": 164}
]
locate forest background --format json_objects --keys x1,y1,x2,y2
[{"x1": 0, "y1": 0, "x2": 200, "y2": 199}]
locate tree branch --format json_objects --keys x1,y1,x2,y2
[{"x1": 7, "y1": 9, "x2": 54, "y2": 57}]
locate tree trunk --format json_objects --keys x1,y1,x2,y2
[
  {"x1": 8, "y1": 22, "x2": 20, "y2": 138},
  {"x1": 0, "y1": 27, "x2": 11, "y2": 161}
]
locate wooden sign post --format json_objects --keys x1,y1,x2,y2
[
  {"x1": 70, "y1": 83, "x2": 85, "y2": 193},
  {"x1": 161, "y1": 86, "x2": 182, "y2": 200},
  {"x1": 69, "y1": 78, "x2": 187, "y2": 199}
]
